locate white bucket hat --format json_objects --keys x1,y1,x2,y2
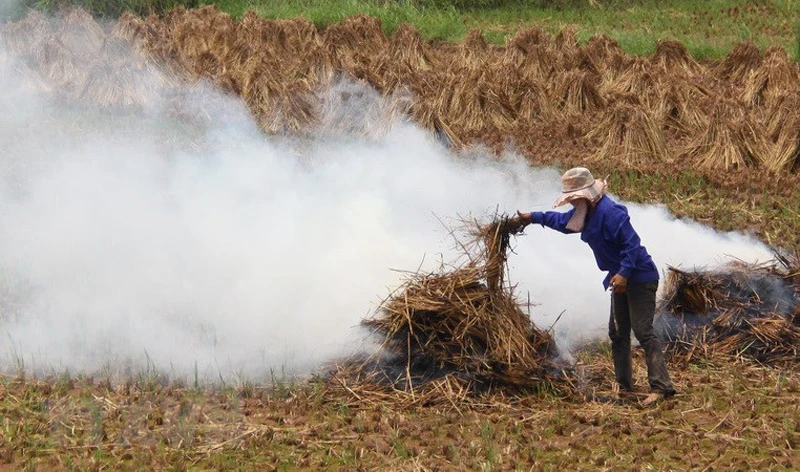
[{"x1": 553, "y1": 167, "x2": 607, "y2": 208}]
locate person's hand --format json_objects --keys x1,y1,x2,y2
[
  {"x1": 610, "y1": 273, "x2": 628, "y2": 294},
  {"x1": 507, "y1": 211, "x2": 532, "y2": 234}
]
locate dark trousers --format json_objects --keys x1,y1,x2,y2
[{"x1": 608, "y1": 281, "x2": 675, "y2": 394}]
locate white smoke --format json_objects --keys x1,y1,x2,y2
[
  {"x1": 0, "y1": 0, "x2": 14, "y2": 20},
  {"x1": 0, "y1": 18, "x2": 775, "y2": 381}
]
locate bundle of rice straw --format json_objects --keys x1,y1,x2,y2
[
  {"x1": 0, "y1": 9, "x2": 50, "y2": 56},
  {"x1": 517, "y1": 80, "x2": 553, "y2": 121},
  {"x1": 548, "y1": 69, "x2": 605, "y2": 115},
  {"x1": 56, "y1": 8, "x2": 106, "y2": 58},
  {"x1": 428, "y1": 67, "x2": 492, "y2": 140},
  {"x1": 502, "y1": 28, "x2": 556, "y2": 82},
  {"x1": 257, "y1": 82, "x2": 320, "y2": 134},
  {"x1": 601, "y1": 58, "x2": 659, "y2": 97},
  {"x1": 581, "y1": 35, "x2": 629, "y2": 78},
  {"x1": 680, "y1": 103, "x2": 763, "y2": 170},
  {"x1": 655, "y1": 254, "x2": 800, "y2": 364},
  {"x1": 650, "y1": 39, "x2": 703, "y2": 78},
  {"x1": 553, "y1": 26, "x2": 580, "y2": 70},
  {"x1": 388, "y1": 23, "x2": 436, "y2": 72},
  {"x1": 314, "y1": 78, "x2": 401, "y2": 140},
  {"x1": 742, "y1": 46, "x2": 800, "y2": 106},
  {"x1": 355, "y1": 216, "x2": 561, "y2": 393},
  {"x1": 34, "y1": 37, "x2": 86, "y2": 88},
  {"x1": 322, "y1": 13, "x2": 388, "y2": 71},
  {"x1": 478, "y1": 68, "x2": 523, "y2": 132},
  {"x1": 585, "y1": 102, "x2": 668, "y2": 166},
  {"x1": 712, "y1": 41, "x2": 761, "y2": 84},
  {"x1": 458, "y1": 29, "x2": 492, "y2": 69},
  {"x1": 755, "y1": 94, "x2": 800, "y2": 172},
  {"x1": 655, "y1": 81, "x2": 712, "y2": 135},
  {"x1": 78, "y1": 63, "x2": 159, "y2": 109}
]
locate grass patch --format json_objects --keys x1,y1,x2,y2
[
  {"x1": 212, "y1": 0, "x2": 467, "y2": 41},
  {"x1": 6, "y1": 0, "x2": 797, "y2": 59},
  {"x1": 796, "y1": 19, "x2": 800, "y2": 61},
  {"x1": 462, "y1": 0, "x2": 798, "y2": 58},
  {"x1": 202, "y1": 0, "x2": 799, "y2": 59}
]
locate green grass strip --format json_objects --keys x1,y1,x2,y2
[
  {"x1": 8, "y1": 0, "x2": 799, "y2": 60},
  {"x1": 206, "y1": 0, "x2": 799, "y2": 60}
]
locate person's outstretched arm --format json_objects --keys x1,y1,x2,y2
[
  {"x1": 531, "y1": 210, "x2": 579, "y2": 234},
  {"x1": 512, "y1": 209, "x2": 577, "y2": 234}
]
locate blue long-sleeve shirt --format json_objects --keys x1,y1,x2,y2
[{"x1": 531, "y1": 195, "x2": 659, "y2": 289}]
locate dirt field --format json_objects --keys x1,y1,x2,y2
[{"x1": 1, "y1": 349, "x2": 797, "y2": 470}]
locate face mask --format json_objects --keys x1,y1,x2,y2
[{"x1": 566, "y1": 199, "x2": 588, "y2": 232}]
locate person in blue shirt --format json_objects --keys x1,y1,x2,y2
[{"x1": 509, "y1": 167, "x2": 675, "y2": 405}]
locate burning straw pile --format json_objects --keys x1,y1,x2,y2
[
  {"x1": 341, "y1": 216, "x2": 561, "y2": 394},
  {"x1": 655, "y1": 251, "x2": 800, "y2": 364}
]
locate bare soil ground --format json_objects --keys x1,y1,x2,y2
[{"x1": 1, "y1": 349, "x2": 797, "y2": 470}]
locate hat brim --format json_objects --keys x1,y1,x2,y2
[{"x1": 553, "y1": 179, "x2": 606, "y2": 208}]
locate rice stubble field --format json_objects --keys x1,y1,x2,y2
[{"x1": 1, "y1": 3, "x2": 799, "y2": 470}]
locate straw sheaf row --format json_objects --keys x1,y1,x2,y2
[
  {"x1": 2, "y1": 7, "x2": 799, "y2": 172},
  {"x1": 0, "y1": 9, "x2": 176, "y2": 109}
]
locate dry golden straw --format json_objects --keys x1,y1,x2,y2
[
  {"x1": 3, "y1": 6, "x2": 800, "y2": 175},
  {"x1": 355, "y1": 216, "x2": 560, "y2": 394}
]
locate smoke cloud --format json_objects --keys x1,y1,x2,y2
[
  {"x1": 0, "y1": 19, "x2": 775, "y2": 381},
  {"x1": 0, "y1": 0, "x2": 13, "y2": 19}
]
